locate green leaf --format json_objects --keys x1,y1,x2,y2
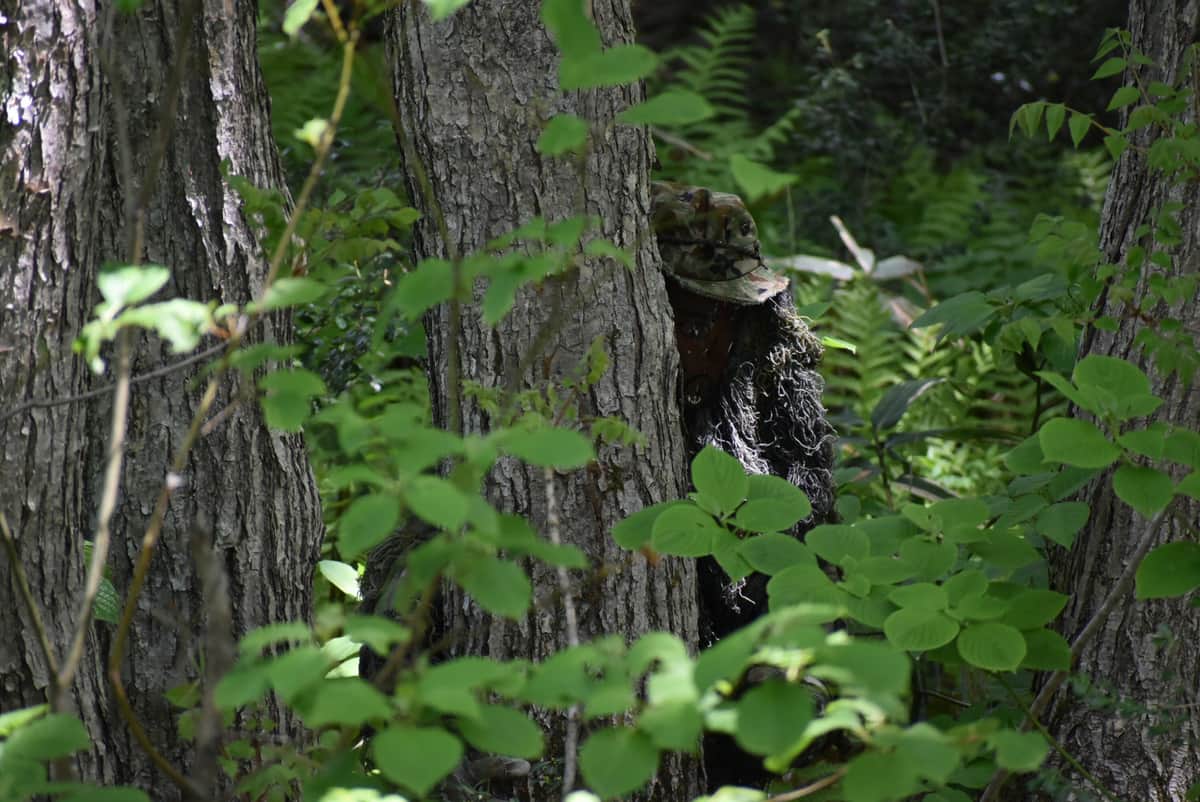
[
  {"x1": 619, "y1": 90, "x2": 714, "y2": 126},
  {"x1": 0, "y1": 705, "x2": 47, "y2": 737},
  {"x1": 501, "y1": 427, "x2": 594, "y2": 469},
  {"x1": 1001, "y1": 590, "x2": 1068, "y2": 629},
  {"x1": 1104, "y1": 133, "x2": 1129, "y2": 160},
  {"x1": 1114, "y1": 464, "x2": 1174, "y2": 517},
  {"x1": 458, "y1": 705, "x2": 544, "y2": 759},
  {"x1": 257, "y1": 277, "x2": 326, "y2": 310},
  {"x1": 1035, "y1": 502, "x2": 1089, "y2": 547},
  {"x1": 540, "y1": 0, "x2": 601, "y2": 56},
  {"x1": 97, "y1": 264, "x2": 170, "y2": 309},
  {"x1": 372, "y1": 726, "x2": 463, "y2": 796},
  {"x1": 871, "y1": 378, "x2": 944, "y2": 430},
  {"x1": 1165, "y1": 429, "x2": 1200, "y2": 468},
  {"x1": 1038, "y1": 418, "x2": 1120, "y2": 469},
  {"x1": 766, "y1": 563, "x2": 845, "y2": 609},
  {"x1": 911, "y1": 291, "x2": 995, "y2": 339},
  {"x1": 806, "y1": 524, "x2": 869, "y2": 566},
  {"x1": 734, "y1": 475, "x2": 811, "y2": 532},
  {"x1": 456, "y1": 555, "x2": 532, "y2": 618},
  {"x1": 537, "y1": 114, "x2": 590, "y2": 156},
  {"x1": 638, "y1": 700, "x2": 702, "y2": 751},
  {"x1": 422, "y1": 0, "x2": 472, "y2": 20},
  {"x1": 740, "y1": 533, "x2": 814, "y2": 575},
  {"x1": 1069, "y1": 111, "x2": 1092, "y2": 147},
  {"x1": 1135, "y1": 542, "x2": 1200, "y2": 599},
  {"x1": 119, "y1": 298, "x2": 212, "y2": 353},
  {"x1": 729, "y1": 154, "x2": 797, "y2": 202},
  {"x1": 406, "y1": 476, "x2": 470, "y2": 530},
  {"x1": 1045, "y1": 103, "x2": 1066, "y2": 140},
  {"x1": 345, "y1": 615, "x2": 410, "y2": 656},
  {"x1": 989, "y1": 730, "x2": 1048, "y2": 772},
  {"x1": 318, "y1": 560, "x2": 361, "y2": 599},
  {"x1": 338, "y1": 493, "x2": 400, "y2": 559},
  {"x1": 390, "y1": 258, "x2": 454, "y2": 320},
  {"x1": 300, "y1": 678, "x2": 391, "y2": 728},
  {"x1": 4, "y1": 714, "x2": 90, "y2": 760},
  {"x1": 1092, "y1": 57, "x2": 1127, "y2": 78},
  {"x1": 888, "y1": 583, "x2": 948, "y2": 611},
  {"x1": 1021, "y1": 628, "x2": 1072, "y2": 670},
  {"x1": 651, "y1": 505, "x2": 721, "y2": 557},
  {"x1": 899, "y1": 538, "x2": 957, "y2": 581},
  {"x1": 578, "y1": 728, "x2": 659, "y2": 799},
  {"x1": 260, "y1": 368, "x2": 327, "y2": 432},
  {"x1": 843, "y1": 750, "x2": 920, "y2": 802},
  {"x1": 1107, "y1": 85, "x2": 1141, "y2": 110},
  {"x1": 94, "y1": 576, "x2": 120, "y2": 624},
  {"x1": 692, "y1": 445, "x2": 748, "y2": 515},
  {"x1": 733, "y1": 681, "x2": 813, "y2": 757},
  {"x1": 612, "y1": 501, "x2": 682, "y2": 550},
  {"x1": 282, "y1": 0, "x2": 319, "y2": 35},
  {"x1": 214, "y1": 662, "x2": 271, "y2": 708},
  {"x1": 883, "y1": 608, "x2": 959, "y2": 651},
  {"x1": 560, "y1": 45, "x2": 657, "y2": 91},
  {"x1": 956, "y1": 622, "x2": 1027, "y2": 671}
]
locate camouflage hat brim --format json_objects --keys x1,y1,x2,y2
[{"x1": 668, "y1": 260, "x2": 789, "y2": 305}]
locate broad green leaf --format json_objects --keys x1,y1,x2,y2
[
  {"x1": 1105, "y1": 133, "x2": 1128, "y2": 160},
  {"x1": 819, "y1": 640, "x2": 911, "y2": 696},
  {"x1": 1092, "y1": 56, "x2": 1126, "y2": 78},
  {"x1": 560, "y1": 45, "x2": 657, "y2": 90},
  {"x1": 943, "y1": 569, "x2": 988, "y2": 605},
  {"x1": 372, "y1": 726, "x2": 463, "y2": 796},
  {"x1": 767, "y1": 563, "x2": 845, "y2": 610},
  {"x1": 540, "y1": 0, "x2": 601, "y2": 56},
  {"x1": 300, "y1": 678, "x2": 391, "y2": 728},
  {"x1": 501, "y1": 427, "x2": 594, "y2": 469},
  {"x1": 1135, "y1": 542, "x2": 1200, "y2": 599},
  {"x1": 843, "y1": 749, "x2": 920, "y2": 802},
  {"x1": 619, "y1": 90, "x2": 714, "y2": 126},
  {"x1": 871, "y1": 378, "x2": 944, "y2": 430},
  {"x1": 968, "y1": 530, "x2": 1042, "y2": 572},
  {"x1": 806, "y1": 524, "x2": 869, "y2": 566},
  {"x1": 651, "y1": 505, "x2": 721, "y2": 557},
  {"x1": 856, "y1": 556, "x2": 917, "y2": 585},
  {"x1": 422, "y1": 0, "x2": 472, "y2": 20},
  {"x1": 0, "y1": 705, "x2": 47, "y2": 737},
  {"x1": 1038, "y1": 418, "x2": 1119, "y2": 468},
  {"x1": 1178, "y1": 471, "x2": 1200, "y2": 501},
  {"x1": 119, "y1": 298, "x2": 212, "y2": 353},
  {"x1": 318, "y1": 560, "x2": 361, "y2": 599},
  {"x1": 638, "y1": 700, "x2": 703, "y2": 751},
  {"x1": 888, "y1": 583, "x2": 948, "y2": 611},
  {"x1": 740, "y1": 533, "x2": 814, "y2": 575},
  {"x1": 282, "y1": 0, "x2": 319, "y2": 35},
  {"x1": 239, "y1": 621, "x2": 313, "y2": 655},
  {"x1": 214, "y1": 662, "x2": 271, "y2": 709},
  {"x1": 734, "y1": 475, "x2": 811, "y2": 532},
  {"x1": 1114, "y1": 464, "x2": 1173, "y2": 517},
  {"x1": 405, "y1": 475, "x2": 470, "y2": 530},
  {"x1": 729, "y1": 154, "x2": 797, "y2": 201},
  {"x1": 989, "y1": 730, "x2": 1048, "y2": 772},
  {"x1": 456, "y1": 554, "x2": 532, "y2": 618},
  {"x1": 899, "y1": 538, "x2": 957, "y2": 580},
  {"x1": 3, "y1": 713, "x2": 90, "y2": 760},
  {"x1": 260, "y1": 368, "x2": 327, "y2": 432},
  {"x1": 911, "y1": 291, "x2": 995, "y2": 339},
  {"x1": 458, "y1": 705, "x2": 544, "y2": 758},
  {"x1": 578, "y1": 728, "x2": 659, "y2": 799},
  {"x1": 345, "y1": 615, "x2": 410, "y2": 655},
  {"x1": 1165, "y1": 429, "x2": 1200, "y2": 468},
  {"x1": 1034, "y1": 501, "x2": 1089, "y2": 547},
  {"x1": 338, "y1": 493, "x2": 400, "y2": 559},
  {"x1": 1069, "y1": 111, "x2": 1092, "y2": 147},
  {"x1": 883, "y1": 607, "x2": 959, "y2": 651},
  {"x1": 956, "y1": 622, "x2": 1026, "y2": 671},
  {"x1": 1021, "y1": 628, "x2": 1071, "y2": 670},
  {"x1": 1004, "y1": 434, "x2": 1046, "y2": 474},
  {"x1": 266, "y1": 645, "x2": 330, "y2": 703},
  {"x1": 537, "y1": 114, "x2": 589, "y2": 156},
  {"x1": 692, "y1": 445, "x2": 748, "y2": 514},
  {"x1": 257, "y1": 277, "x2": 326, "y2": 310},
  {"x1": 1001, "y1": 590, "x2": 1068, "y2": 629},
  {"x1": 97, "y1": 264, "x2": 170, "y2": 309},
  {"x1": 733, "y1": 681, "x2": 813, "y2": 757},
  {"x1": 1107, "y1": 85, "x2": 1141, "y2": 110},
  {"x1": 611, "y1": 501, "x2": 682, "y2": 550},
  {"x1": 931, "y1": 497, "x2": 990, "y2": 542},
  {"x1": 390, "y1": 258, "x2": 454, "y2": 320}
]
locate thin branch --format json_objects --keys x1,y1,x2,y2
[
  {"x1": 0, "y1": 512, "x2": 59, "y2": 680},
  {"x1": 978, "y1": 500, "x2": 1176, "y2": 802},
  {"x1": 649, "y1": 127, "x2": 713, "y2": 160},
  {"x1": 544, "y1": 466, "x2": 581, "y2": 795},
  {"x1": 0, "y1": 342, "x2": 229, "y2": 425},
  {"x1": 764, "y1": 767, "x2": 847, "y2": 802},
  {"x1": 929, "y1": 0, "x2": 949, "y2": 68}
]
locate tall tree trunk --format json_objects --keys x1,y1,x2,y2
[
  {"x1": 388, "y1": 3, "x2": 703, "y2": 799},
  {"x1": 1041, "y1": 3, "x2": 1200, "y2": 799},
  {"x1": 0, "y1": 0, "x2": 322, "y2": 794}
]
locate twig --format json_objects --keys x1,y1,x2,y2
[
  {"x1": 929, "y1": 0, "x2": 949, "y2": 68},
  {"x1": 978, "y1": 500, "x2": 1176, "y2": 802},
  {"x1": 649, "y1": 127, "x2": 713, "y2": 160},
  {"x1": 0, "y1": 512, "x2": 59, "y2": 680},
  {"x1": 544, "y1": 466, "x2": 581, "y2": 794},
  {"x1": 55, "y1": 330, "x2": 133, "y2": 712},
  {"x1": 0, "y1": 342, "x2": 229, "y2": 425},
  {"x1": 764, "y1": 767, "x2": 847, "y2": 802}
]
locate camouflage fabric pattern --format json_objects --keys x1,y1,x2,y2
[{"x1": 650, "y1": 180, "x2": 788, "y2": 305}]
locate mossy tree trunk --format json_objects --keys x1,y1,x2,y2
[
  {"x1": 0, "y1": 0, "x2": 322, "y2": 794},
  {"x1": 1038, "y1": 2, "x2": 1200, "y2": 799},
  {"x1": 387, "y1": 3, "x2": 703, "y2": 798}
]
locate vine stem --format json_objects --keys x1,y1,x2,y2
[
  {"x1": 978, "y1": 500, "x2": 1175, "y2": 802},
  {"x1": 0, "y1": 512, "x2": 59, "y2": 679},
  {"x1": 544, "y1": 465, "x2": 582, "y2": 795},
  {"x1": 763, "y1": 767, "x2": 847, "y2": 801}
]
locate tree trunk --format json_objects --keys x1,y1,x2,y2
[
  {"x1": 388, "y1": 3, "x2": 703, "y2": 799},
  {"x1": 1041, "y1": 3, "x2": 1200, "y2": 799},
  {"x1": 0, "y1": 0, "x2": 322, "y2": 794}
]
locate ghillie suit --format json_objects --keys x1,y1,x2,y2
[{"x1": 652, "y1": 181, "x2": 836, "y2": 645}]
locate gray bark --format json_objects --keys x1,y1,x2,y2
[
  {"x1": 0, "y1": 0, "x2": 322, "y2": 794},
  {"x1": 388, "y1": 3, "x2": 703, "y2": 799},
  {"x1": 1040, "y1": 2, "x2": 1200, "y2": 799}
]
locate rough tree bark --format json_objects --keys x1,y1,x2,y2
[
  {"x1": 1038, "y1": 2, "x2": 1200, "y2": 799},
  {"x1": 388, "y1": 3, "x2": 703, "y2": 799},
  {"x1": 0, "y1": 0, "x2": 322, "y2": 794}
]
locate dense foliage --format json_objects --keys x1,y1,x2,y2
[{"x1": 4, "y1": 3, "x2": 1199, "y2": 802}]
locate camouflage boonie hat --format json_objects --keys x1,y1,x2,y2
[{"x1": 651, "y1": 182, "x2": 789, "y2": 305}]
